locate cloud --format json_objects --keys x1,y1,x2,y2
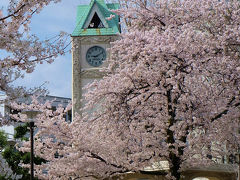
[{"x1": 14, "y1": 54, "x2": 72, "y2": 98}]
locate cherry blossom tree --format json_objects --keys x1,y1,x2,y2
[
  {"x1": 0, "y1": 0, "x2": 68, "y2": 125},
  {"x1": 0, "y1": 0, "x2": 69, "y2": 178},
  {"x1": 15, "y1": 0, "x2": 240, "y2": 179}
]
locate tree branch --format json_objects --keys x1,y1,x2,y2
[
  {"x1": 211, "y1": 97, "x2": 239, "y2": 122},
  {"x1": 0, "y1": 4, "x2": 26, "y2": 21},
  {"x1": 88, "y1": 152, "x2": 128, "y2": 170}
]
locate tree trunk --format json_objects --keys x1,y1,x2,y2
[
  {"x1": 169, "y1": 152, "x2": 181, "y2": 180},
  {"x1": 238, "y1": 154, "x2": 240, "y2": 180},
  {"x1": 166, "y1": 89, "x2": 181, "y2": 180}
]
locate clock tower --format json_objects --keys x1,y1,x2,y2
[{"x1": 71, "y1": 0, "x2": 120, "y2": 117}]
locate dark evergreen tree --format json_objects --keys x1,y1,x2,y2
[{"x1": 1, "y1": 124, "x2": 46, "y2": 180}]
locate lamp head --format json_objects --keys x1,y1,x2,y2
[{"x1": 22, "y1": 110, "x2": 42, "y2": 122}]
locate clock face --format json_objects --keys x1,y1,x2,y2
[{"x1": 86, "y1": 46, "x2": 106, "y2": 67}]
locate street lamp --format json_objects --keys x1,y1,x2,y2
[{"x1": 22, "y1": 110, "x2": 42, "y2": 180}]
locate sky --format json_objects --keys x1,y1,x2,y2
[
  {"x1": 0, "y1": 0, "x2": 93, "y2": 99},
  {"x1": 0, "y1": 0, "x2": 117, "y2": 135}
]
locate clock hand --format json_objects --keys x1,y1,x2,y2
[
  {"x1": 91, "y1": 53, "x2": 102, "y2": 58},
  {"x1": 95, "y1": 52, "x2": 103, "y2": 57}
]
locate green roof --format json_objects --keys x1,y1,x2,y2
[{"x1": 72, "y1": 0, "x2": 120, "y2": 36}]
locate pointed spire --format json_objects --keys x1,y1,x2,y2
[
  {"x1": 72, "y1": 0, "x2": 120, "y2": 36},
  {"x1": 90, "y1": 0, "x2": 106, "y2": 6}
]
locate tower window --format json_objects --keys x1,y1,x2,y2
[{"x1": 88, "y1": 13, "x2": 105, "y2": 28}]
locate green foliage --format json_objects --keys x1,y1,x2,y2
[
  {"x1": 14, "y1": 123, "x2": 28, "y2": 140},
  {"x1": 0, "y1": 130, "x2": 8, "y2": 150},
  {"x1": 1, "y1": 123, "x2": 46, "y2": 180},
  {"x1": 0, "y1": 175, "x2": 11, "y2": 180},
  {"x1": 2, "y1": 146, "x2": 30, "y2": 180},
  {"x1": 0, "y1": 131, "x2": 14, "y2": 180}
]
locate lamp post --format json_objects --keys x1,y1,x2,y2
[
  {"x1": 22, "y1": 110, "x2": 42, "y2": 180},
  {"x1": 238, "y1": 153, "x2": 240, "y2": 180}
]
